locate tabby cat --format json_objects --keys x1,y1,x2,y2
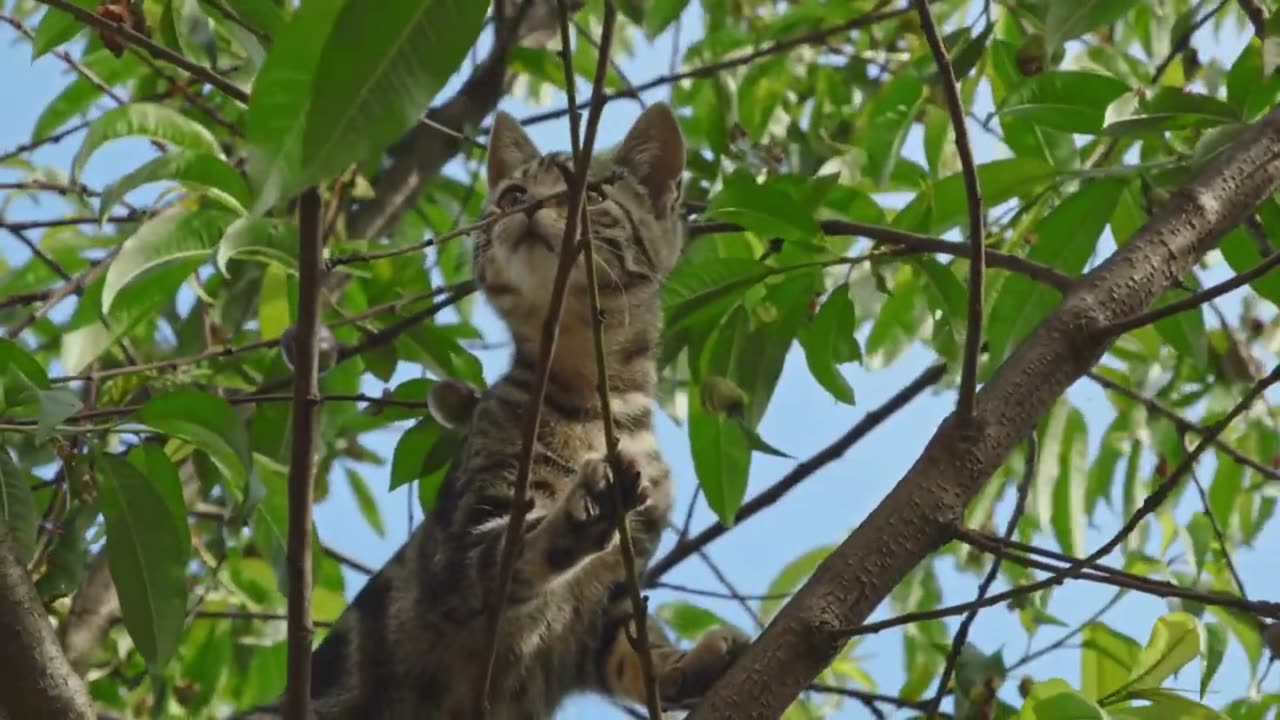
[{"x1": 255, "y1": 103, "x2": 748, "y2": 719}]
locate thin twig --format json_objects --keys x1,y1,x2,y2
[
  {"x1": 515, "y1": 2, "x2": 910, "y2": 128},
  {"x1": 926, "y1": 435, "x2": 1036, "y2": 717},
  {"x1": 689, "y1": 220, "x2": 1071, "y2": 291},
  {"x1": 646, "y1": 361, "x2": 946, "y2": 583},
  {"x1": 283, "y1": 188, "x2": 324, "y2": 720},
  {"x1": 913, "y1": 0, "x2": 983, "y2": 419},
  {"x1": 560, "y1": 2, "x2": 662, "y2": 716},
  {"x1": 843, "y1": 365, "x2": 1280, "y2": 638},
  {"x1": 1086, "y1": 369, "x2": 1280, "y2": 484},
  {"x1": 1189, "y1": 468, "x2": 1248, "y2": 598},
  {"x1": 473, "y1": 5, "x2": 618, "y2": 711}
]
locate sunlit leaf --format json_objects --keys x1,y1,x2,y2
[
  {"x1": 72, "y1": 103, "x2": 223, "y2": 179},
  {"x1": 103, "y1": 207, "x2": 236, "y2": 314}
]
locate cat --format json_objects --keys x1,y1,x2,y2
[{"x1": 248, "y1": 103, "x2": 748, "y2": 719}]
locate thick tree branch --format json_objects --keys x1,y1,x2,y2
[
  {"x1": 0, "y1": 524, "x2": 94, "y2": 720},
  {"x1": 686, "y1": 104, "x2": 1280, "y2": 719}
]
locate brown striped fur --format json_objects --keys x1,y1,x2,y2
[{"x1": 247, "y1": 104, "x2": 747, "y2": 719}]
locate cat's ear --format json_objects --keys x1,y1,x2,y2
[
  {"x1": 487, "y1": 111, "x2": 540, "y2": 187},
  {"x1": 615, "y1": 103, "x2": 685, "y2": 216}
]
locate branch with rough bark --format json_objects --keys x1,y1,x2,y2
[
  {"x1": 687, "y1": 104, "x2": 1280, "y2": 719},
  {"x1": 0, "y1": 524, "x2": 94, "y2": 720}
]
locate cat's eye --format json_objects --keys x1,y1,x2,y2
[
  {"x1": 497, "y1": 184, "x2": 528, "y2": 211},
  {"x1": 586, "y1": 187, "x2": 607, "y2": 205}
]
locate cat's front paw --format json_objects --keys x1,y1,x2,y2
[
  {"x1": 568, "y1": 453, "x2": 650, "y2": 528},
  {"x1": 661, "y1": 626, "x2": 751, "y2": 703}
]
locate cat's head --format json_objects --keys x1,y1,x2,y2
[{"x1": 472, "y1": 103, "x2": 686, "y2": 335}]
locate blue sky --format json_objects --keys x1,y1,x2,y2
[{"x1": 2, "y1": 4, "x2": 1278, "y2": 719}]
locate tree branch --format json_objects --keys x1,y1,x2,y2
[
  {"x1": 686, "y1": 103, "x2": 1280, "y2": 720},
  {"x1": 283, "y1": 188, "x2": 324, "y2": 719},
  {"x1": 0, "y1": 523, "x2": 94, "y2": 720},
  {"x1": 912, "y1": 0, "x2": 983, "y2": 420}
]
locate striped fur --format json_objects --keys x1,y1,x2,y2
[{"x1": 250, "y1": 104, "x2": 747, "y2": 719}]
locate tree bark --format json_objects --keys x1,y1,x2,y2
[
  {"x1": 0, "y1": 524, "x2": 94, "y2": 720},
  {"x1": 688, "y1": 105, "x2": 1280, "y2": 719}
]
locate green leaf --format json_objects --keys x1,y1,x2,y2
[
  {"x1": 986, "y1": 179, "x2": 1122, "y2": 368},
  {"x1": 0, "y1": 340, "x2": 50, "y2": 388},
  {"x1": 103, "y1": 208, "x2": 236, "y2": 314},
  {"x1": 33, "y1": 388, "x2": 83, "y2": 442},
  {"x1": 1199, "y1": 621, "x2": 1228, "y2": 700},
  {"x1": 861, "y1": 74, "x2": 927, "y2": 187},
  {"x1": 345, "y1": 468, "x2": 384, "y2": 537},
  {"x1": 99, "y1": 151, "x2": 250, "y2": 221},
  {"x1": 798, "y1": 283, "x2": 859, "y2": 405},
  {"x1": 60, "y1": 262, "x2": 197, "y2": 375},
  {"x1": 31, "y1": 0, "x2": 95, "y2": 59},
  {"x1": 1121, "y1": 612, "x2": 1201, "y2": 697},
  {"x1": 1117, "y1": 689, "x2": 1226, "y2": 719},
  {"x1": 222, "y1": 0, "x2": 288, "y2": 37},
  {"x1": 760, "y1": 545, "x2": 832, "y2": 621},
  {"x1": 298, "y1": 0, "x2": 490, "y2": 191},
  {"x1": 1218, "y1": 226, "x2": 1280, "y2": 309},
  {"x1": 892, "y1": 158, "x2": 1053, "y2": 235},
  {"x1": 390, "y1": 418, "x2": 458, "y2": 494},
  {"x1": 643, "y1": 0, "x2": 690, "y2": 38},
  {"x1": 137, "y1": 390, "x2": 252, "y2": 502},
  {"x1": 662, "y1": 258, "x2": 773, "y2": 334},
  {"x1": 72, "y1": 103, "x2": 224, "y2": 179},
  {"x1": 689, "y1": 386, "x2": 751, "y2": 527},
  {"x1": 1102, "y1": 88, "x2": 1240, "y2": 137},
  {"x1": 913, "y1": 257, "x2": 967, "y2": 366},
  {"x1": 216, "y1": 216, "x2": 299, "y2": 276},
  {"x1": 1081, "y1": 622, "x2": 1140, "y2": 701},
  {"x1": 705, "y1": 175, "x2": 823, "y2": 242},
  {"x1": 1045, "y1": 0, "x2": 1141, "y2": 49},
  {"x1": 655, "y1": 601, "x2": 734, "y2": 642},
  {"x1": 1051, "y1": 405, "x2": 1088, "y2": 557},
  {"x1": 1032, "y1": 690, "x2": 1110, "y2": 719},
  {"x1": 0, "y1": 450, "x2": 37, "y2": 565},
  {"x1": 97, "y1": 454, "x2": 189, "y2": 672},
  {"x1": 998, "y1": 71, "x2": 1132, "y2": 134},
  {"x1": 244, "y1": 0, "x2": 345, "y2": 213}
]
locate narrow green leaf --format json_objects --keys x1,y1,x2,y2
[
  {"x1": 1031, "y1": 690, "x2": 1110, "y2": 719},
  {"x1": 345, "y1": 468, "x2": 384, "y2": 537},
  {"x1": 1199, "y1": 621, "x2": 1228, "y2": 700},
  {"x1": 298, "y1": 0, "x2": 490, "y2": 190},
  {"x1": 986, "y1": 179, "x2": 1122, "y2": 367},
  {"x1": 798, "y1": 283, "x2": 859, "y2": 405},
  {"x1": 103, "y1": 208, "x2": 236, "y2": 314},
  {"x1": 689, "y1": 388, "x2": 751, "y2": 527},
  {"x1": 137, "y1": 390, "x2": 251, "y2": 502},
  {"x1": 1103, "y1": 88, "x2": 1240, "y2": 137},
  {"x1": 99, "y1": 151, "x2": 250, "y2": 221},
  {"x1": 861, "y1": 74, "x2": 927, "y2": 187},
  {"x1": 1051, "y1": 405, "x2": 1088, "y2": 556},
  {"x1": 0, "y1": 450, "x2": 37, "y2": 565},
  {"x1": 998, "y1": 71, "x2": 1131, "y2": 134},
  {"x1": 913, "y1": 257, "x2": 967, "y2": 366},
  {"x1": 221, "y1": 0, "x2": 288, "y2": 37},
  {"x1": 97, "y1": 454, "x2": 189, "y2": 671},
  {"x1": 244, "y1": 0, "x2": 345, "y2": 212},
  {"x1": 72, "y1": 103, "x2": 223, "y2": 179},
  {"x1": 643, "y1": 0, "x2": 690, "y2": 38},
  {"x1": 892, "y1": 158, "x2": 1053, "y2": 235}
]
